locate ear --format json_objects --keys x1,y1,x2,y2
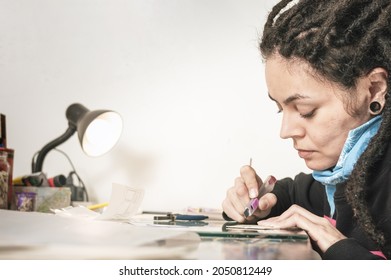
[{"x1": 367, "y1": 67, "x2": 388, "y2": 103}]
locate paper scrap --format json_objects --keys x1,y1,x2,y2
[
  {"x1": 97, "y1": 183, "x2": 144, "y2": 220},
  {"x1": 53, "y1": 205, "x2": 100, "y2": 219}
]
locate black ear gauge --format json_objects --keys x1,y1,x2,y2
[{"x1": 369, "y1": 101, "x2": 382, "y2": 114}]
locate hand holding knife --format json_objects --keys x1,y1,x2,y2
[{"x1": 243, "y1": 174, "x2": 277, "y2": 218}]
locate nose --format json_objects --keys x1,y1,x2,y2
[{"x1": 279, "y1": 113, "x2": 305, "y2": 139}]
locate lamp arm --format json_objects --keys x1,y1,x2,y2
[{"x1": 32, "y1": 125, "x2": 77, "y2": 173}]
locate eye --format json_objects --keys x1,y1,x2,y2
[{"x1": 300, "y1": 109, "x2": 316, "y2": 119}]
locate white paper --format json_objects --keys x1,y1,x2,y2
[{"x1": 97, "y1": 183, "x2": 144, "y2": 220}]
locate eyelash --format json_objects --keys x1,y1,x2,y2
[
  {"x1": 300, "y1": 109, "x2": 316, "y2": 119},
  {"x1": 276, "y1": 108, "x2": 316, "y2": 119}
]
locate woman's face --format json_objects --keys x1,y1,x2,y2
[{"x1": 265, "y1": 55, "x2": 372, "y2": 171}]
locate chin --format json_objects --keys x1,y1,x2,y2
[{"x1": 304, "y1": 160, "x2": 334, "y2": 172}]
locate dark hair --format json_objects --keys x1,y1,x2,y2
[{"x1": 260, "y1": 0, "x2": 391, "y2": 257}]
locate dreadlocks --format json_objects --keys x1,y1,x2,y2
[{"x1": 260, "y1": 0, "x2": 391, "y2": 258}]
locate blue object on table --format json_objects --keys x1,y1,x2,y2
[
  {"x1": 174, "y1": 214, "x2": 208, "y2": 221},
  {"x1": 153, "y1": 213, "x2": 208, "y2": 221}
]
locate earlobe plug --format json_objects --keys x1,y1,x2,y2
[{"x1": 369, "y1": 101, "x2": 382, "y2": 114}]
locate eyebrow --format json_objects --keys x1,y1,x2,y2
[{"x1": 268, "y1": 93, "x2": 310, "y2": 105}]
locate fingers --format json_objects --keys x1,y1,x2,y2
[
  {"x1": 257, "y1": 204, "x2": 322, "y2": 228},
  {"x1": 257, "y1": 205, "x2": 346, "y2": 252},
  {"x1": 222, "y1": 199, "x2": 246, "y2": 223},
  {"x1": 263, "y1": 204, "x2": 322, "y2": 225},
  {"x1": 258, "y1": 193, "x2": 277, "y2": 211},
  {"x1": 240, "y1": 165, "x2": 262, "y2": 198},
  {"x1": 222, "y1": 167, "x2": 260, "y2": 222},
  {"x1": 223, "y1": 165, "x2": 275, "y2": 223},
  {"x1": 234, "y1": 176, "x2": 249, "y2": 197},
  {"x1": 222, "y1": 179, "x2": 249, "y2": 223},
  {"x1": 252, "y1": 193, "x2": 277, "y2": 219}
]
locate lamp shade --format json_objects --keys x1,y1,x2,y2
[
  {"x1": 32, "y1": 103, "x2": 123, "y2": 173},
  {"x1": 66, "y1": 103, "x2": 123, "y2": 157}
]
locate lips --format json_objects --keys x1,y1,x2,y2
[{"x1": 297, "y1": 149, "x2": 314, "y2": 159}]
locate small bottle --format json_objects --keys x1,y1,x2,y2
[{"x1": 0, "y1": 151, "x2": 10, "y2": 209}]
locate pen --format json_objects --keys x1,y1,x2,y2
[{"x1": 243, "y1": 159, "x2": 277, "y2": 217}]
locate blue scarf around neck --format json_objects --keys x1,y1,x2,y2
[{"x1": 312, "y1": 115, "x2": 382, "y2": 217}]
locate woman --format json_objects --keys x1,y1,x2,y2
[{"x1": 222, "y1": 0, "x2": 391, "y2": 260}]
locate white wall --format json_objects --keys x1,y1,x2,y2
[{"x1": 0, "y1": 0, "x2": 310, "y2": 211}]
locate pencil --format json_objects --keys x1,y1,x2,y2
[{"x1": 88, "y1": 202, "x2": 109, "y2": 210}]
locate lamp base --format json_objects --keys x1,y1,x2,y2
[
  {"x1": 65, "y1": 172, "x2": 88, "y2": 202},
  {"x1": 68, "y1": 185, "x2": 85, "y2": 202}
]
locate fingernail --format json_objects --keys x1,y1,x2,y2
[
  {"x1": 257, "y1": 220, "x2": 273, "y2": 227},
  {"x1": 249, "y1": 189, "x2": 257, "y2": 198}
]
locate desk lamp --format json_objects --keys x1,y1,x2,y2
[{"x1": 32, "y1": 103, "x2": 123, "y2": 173}]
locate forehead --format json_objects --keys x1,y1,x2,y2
[
  {"x1": 265, "y1": 54, "x2": 318, "y2": 82},
  {"x1": 265, "y1": 55, "x2": 336, "y2": 101}
]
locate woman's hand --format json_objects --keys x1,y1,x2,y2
[
  {"x1": 222, "y1": 165, "x2": 278, "y2": 223},
  {"x1": 257, "y1": 204, "x2": 347, "y2": 252}
]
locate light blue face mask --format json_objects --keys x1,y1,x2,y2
[{"x1": 312, "y1": 115, "x2": 382, "y2": 217}]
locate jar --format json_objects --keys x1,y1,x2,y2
[{"x1": 0, "y1": 151, "x2": 10, "y2": 209}]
